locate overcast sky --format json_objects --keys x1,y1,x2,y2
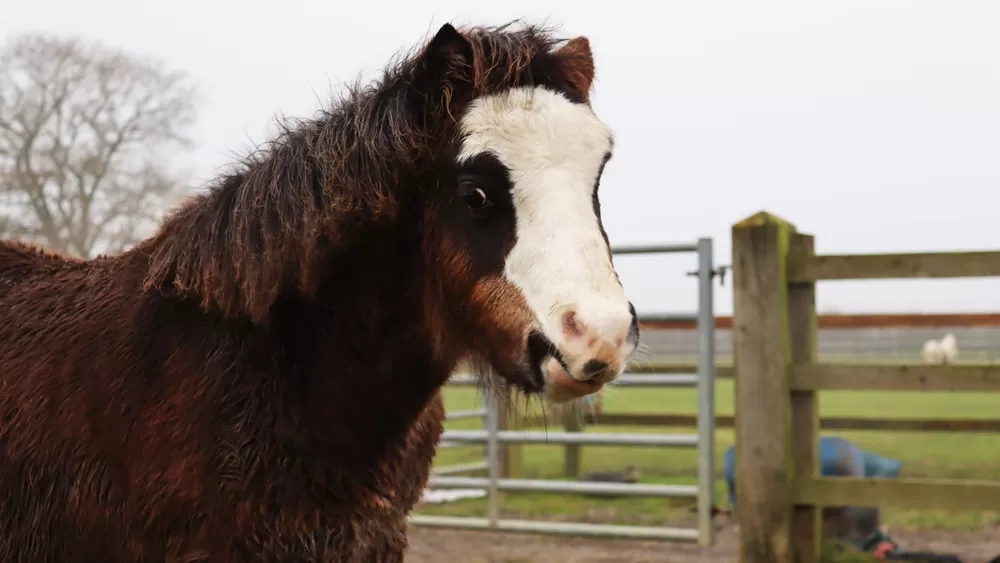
[{"x1": 4, "y1": 0, "x2": 998, "y2": 315}]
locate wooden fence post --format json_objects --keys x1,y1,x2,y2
[
  {"x1": 498, "y1": 409, "x2": 523, "y2": 478},
  {"x1": 732, "y1": 211, "x2": 796, "y2": 563},
  {"x1": 788, "y1": 233, "x2": 821, "y2": 563},
  {"x1": 562, "y1": 403, "x2": 583, "y2": 478}
]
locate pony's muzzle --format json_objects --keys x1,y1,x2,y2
[{"x1": 554, "y1": 302, "x2": 639, "y2": 384}]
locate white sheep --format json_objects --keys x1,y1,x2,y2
[{"x1": 922, "y1": 333, "x2": 958, "y2": 365}]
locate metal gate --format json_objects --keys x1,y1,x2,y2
[{"x1": 410, "y1": 239, "x2": 718, "y2": 546}]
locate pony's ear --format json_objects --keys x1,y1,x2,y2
[
  {"x1": 415, "y1": 24, "x2": 474, "y2": 104},
  {"x1": 555, "y1": 37, "x2": 595, "y2": 101}
]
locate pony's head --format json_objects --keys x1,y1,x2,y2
[{"x1": 412, "y1": 24, "x2": 639, "y2": 403}]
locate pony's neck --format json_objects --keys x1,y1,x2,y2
[
  {"x1": 140, "y1": 102, "x2": 452, "y2": 437},
  {"x1": 265, "y1": 221, "x2": 451, "y2": 442}
]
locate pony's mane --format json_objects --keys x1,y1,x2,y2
[{"x1": 141, "y1": 22, "x2": 590, "y2": 324}]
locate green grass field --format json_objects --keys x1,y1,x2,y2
[{"x1": 417, "y1": 377, "x2": 1000, "y2": 531}]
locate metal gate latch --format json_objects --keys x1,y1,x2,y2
[{"x1": 686, "y1": 265, "x2": 731, "y2": 287}]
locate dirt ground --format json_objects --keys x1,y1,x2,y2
[{"x1": 406, "y1": 525, "x2": 1000, "y2": 562}]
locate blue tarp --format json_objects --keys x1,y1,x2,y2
[{"x1": 722, "y1": 436, "x2": 902, "y2": 509}]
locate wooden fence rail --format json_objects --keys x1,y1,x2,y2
[{"x1": 731, "y1": 211, "x2": 1000, "y2": 563}]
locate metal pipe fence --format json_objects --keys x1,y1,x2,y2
[{"x1": 410, "y1": 239, "x2": 718, "y2": 545}]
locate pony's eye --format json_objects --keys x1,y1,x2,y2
[{"x1": 460, "y1": 185, "x2": 493, "y2": 212}]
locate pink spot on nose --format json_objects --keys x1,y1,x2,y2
[{"x1": 561, "y1": 310, "x2": 586, "y2": 339}]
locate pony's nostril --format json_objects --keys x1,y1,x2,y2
[{"x1": 582, "y1": 359, "x2": 609, "y2": 379}]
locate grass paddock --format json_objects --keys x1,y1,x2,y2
[{"x1": 418, "y1": 376, "x2": 1000, "y2": 531}]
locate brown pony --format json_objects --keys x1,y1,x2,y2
[{"x1": 0, "y1": 22, "x2": 639, "y2": 562}]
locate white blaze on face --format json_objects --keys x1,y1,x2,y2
[{"x1": 457, "y1": 86, "x2": 634, "y2": 375}]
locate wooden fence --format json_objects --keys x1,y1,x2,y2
[
  {"x1": 512, "y1": 359, "x2": 1000, "y2": 483},
  {"x1": 731, "y1": 211, "x2": 1000, "y2": 563}
]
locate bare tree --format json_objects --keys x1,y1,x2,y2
[{"x1": 0, "y1": 33, "x2": 197, "y2": 258}]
